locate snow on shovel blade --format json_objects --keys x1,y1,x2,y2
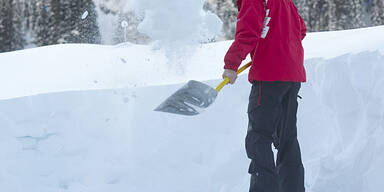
[{"x1": 155, "y1": 80, "x2": 218, "y2": 116}]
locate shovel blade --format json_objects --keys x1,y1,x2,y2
[{"x1": 155, "y1": 80, "x2": 218, "y2": 116}]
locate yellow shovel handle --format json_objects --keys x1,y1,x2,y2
[{"x1": 215, "y1": 61, "x2": 252, "y2": 93}]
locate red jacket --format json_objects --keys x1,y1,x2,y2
[{"x1": 224, "y1": 0, "x2": 307, "y2": 82}]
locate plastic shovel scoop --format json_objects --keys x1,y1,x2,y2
[{"x1": 154, "y1": 62, "x2": 251, "y2": 116}]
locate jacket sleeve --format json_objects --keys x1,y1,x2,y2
[
  {"x1": 224, "y1": 0, "x2": 265, "y2": 71},
  {"x1": 299, "y1": 15, "x2": 307, "y2": 40}
]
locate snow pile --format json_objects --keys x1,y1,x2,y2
[{"x1": 0, "y1": 26, "x2": 384, "y2": 192}]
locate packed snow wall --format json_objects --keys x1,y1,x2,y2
[{"x1": 0, "y1": 51, "x2": 384, "y2": 192}]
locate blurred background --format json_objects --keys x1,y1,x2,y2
[{"x1": 0, "y1": 0, "x2": 383, "y2": 53}]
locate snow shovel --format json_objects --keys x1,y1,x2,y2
[{"x1": 154, "y1": 61, "x2": 252, "y2": 116}]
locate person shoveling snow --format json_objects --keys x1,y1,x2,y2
[
  {"x1": 222, "y1": 0, "x2": 307, "y2": 191},
  {"x1": 156, "y1": 0, "x2": 307, "y2": 191}
]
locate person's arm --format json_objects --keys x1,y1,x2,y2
[
  {"x1": 224, "y1": 0, "x2": 265, "y2": 72},
  {"x1": 299, "y1": 15, "x2": 307, "y2": 40}
]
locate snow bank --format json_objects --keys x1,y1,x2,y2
[
  {"x1": 0, "y1": 79, "x2": 251, "y2": 192},
  {"x1": 303, "y1": 26, "x2": 384, "y2": 59},
  {"x1": 1, "y1": 26, "x2": 384, "y2": 100},
  {"x1": 300, "y1": 52, "x2": 384, "y2": 191},
  {"x1": 0, "y1": 26, "x2": 384, "y2": 192}
]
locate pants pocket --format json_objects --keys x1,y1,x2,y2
[{"x1": 248, "y1": 81, "x2": 262, "y2": 113}]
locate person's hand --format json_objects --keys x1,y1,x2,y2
[{"x1": 222, "y1": 69, "x2": 237, "y2": 84}]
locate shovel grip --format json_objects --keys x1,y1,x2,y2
[{"x1": 215, "y1": 61, "x2": 252, "y2": 93}]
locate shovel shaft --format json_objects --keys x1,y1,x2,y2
[{"x1": 215, "y1": 61, "x2": 252, "y2": 93}]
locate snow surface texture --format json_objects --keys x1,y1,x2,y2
[{"x1": 0, "y1": 26, "x2": 384, "y2": 192}]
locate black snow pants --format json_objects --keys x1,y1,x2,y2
[{"x1": 246, "y1": 81, "x2": 304, "y2": 192}]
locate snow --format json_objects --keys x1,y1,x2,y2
[
  {"x1": 1, "y1": 25, "x2": 384, "y2": 192},
  {"x1": 121, "y1": 20, "x2": 128, "y2": 28},
  {"x1": 303, "y1": 26, "x2": 384, "y2": 59},
  {"x1": 135, "y1": 0, "x2": 222, "y2": 45},
  {"x1": 135, "y1": 0, "x2": 222, "y2": 70},
  {"x1": 81, "y1": 11, "x2": 89, "y2": 20}
]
